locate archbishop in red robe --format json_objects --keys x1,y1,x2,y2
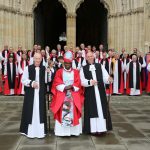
[{"x1": 50, "y1": 51, "x2": 84, "y2": 136}]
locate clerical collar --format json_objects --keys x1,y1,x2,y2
[
  {"x1": 89, "y1": 64, "x2": 96, "y2": 71},
  {"x1": 35, "y1": 66, "x2": 40, "y2": 69},
  {"x1": 64, "y1": 67, "x2": 72, "y2": 72},
  {"x1": 88, "y1": 62, "x2": 95, "y2": 65}
]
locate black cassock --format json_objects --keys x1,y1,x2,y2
[
  {"x1": 20, "y1": 64, "x2": 47, "y2": 136},
  {"x1": 82, "y1": 63, "x2": 112, "y2": 134}
]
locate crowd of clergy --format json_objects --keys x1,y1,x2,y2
[
  {"x1": 0, "y1": 43, "x2": 150, "y2": 96},
  {"x1": 1, "y1": 43, "x2": 150, "y2": 138}
]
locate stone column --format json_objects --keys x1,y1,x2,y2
[
  {"x1": 29, "y1": 15, "x2": 34, "y2": 49},
  {"x1": 3, "y1": 11, "x2": 8, "y2": 45},
  {"x1": 11, "y1": 13, "x2": 14, "y2": 47},
  {"x1": 113, "y1": 16, "x2": 117, "y2": 49},
  {"x1": 66, "y1": 12, "x2": 76, "y2": 49},
  {"x1": 124, "y1": 14, "x2": 127, "y2": 50},
  {"x1": 112, "y1": 17, "x2": 115, "y2": 49},
  {"x1": 0, "y1": 10, "x2": 4, "y2": 48},
  {"x1": 131, "y1": 13, "x2": 135, "y2": 49},
  {"x1": 139, "y1": 12, "x2": 144, "y2": 51},
  {"x1": 117, "y1": 15, "x2": 121, "y2": 51},
  {"x1": 119, "y1": 15, "x2": 124, "y2": 51},
  {"x1": 134, "y1": 12, "x2": 139, "y2": 49},
  {"x1": 144, "y1": 2, "x2": 150, "y2": 52},
  {"x1": 15, "y1": 13, "x2": 19, "y2": 49},
  {"x1": 116, "y1": 16, "x2": 119, "y2": 50},
  {"x1": 108, "y1": 17, "x2": 112, "y2": 49},
  {"x1": 128, "y1": 13, "x2": 132, "y2": 51},
  {"x1": 22, "y1": 15, "x2": 25, "y2": 49}
]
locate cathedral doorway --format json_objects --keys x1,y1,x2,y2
[
  {"x1": 76, "y1": 0, "x2": 108, "y2": 50},
  {"x1": 34, "y1": 0, "x2": 66, "y2": 49}
]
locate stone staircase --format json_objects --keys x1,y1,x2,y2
[{"x1": 0, "y1": 94, "x2": 149, "y2": 104}]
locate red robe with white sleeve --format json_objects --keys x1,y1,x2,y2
[
  {"x1": 3, "y1": 62, "x2": 18, "y2": 95},
  {"x1": 1, "y1": 49, "x2": 9, "y2": 81},
  {"x1": 17, "y1": 60, "x2": 29, "y2": 95}
]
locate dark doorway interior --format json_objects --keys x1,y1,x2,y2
[
  {"x1": 34, "y1": 0, "x2": 66, "y2": 49},
  {"x1": 76, "y1": 0, "x2": 108, "y2": 50}
]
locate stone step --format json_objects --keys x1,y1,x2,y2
[{"x1": 0, "y1": 95, "x2": 149, "y2": 104}]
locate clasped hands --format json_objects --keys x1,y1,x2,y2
[
  {"x1": 108, "y1": 76, "x2": 113, "y2": 83},
  {"x1": 90, "y1": 76, "x2": 113, "y2": 86},
  {"x1": 32, "y1": 81, "x2": 39, "y2": 89},
  {"x1": 64, "y1": 85, "x2": 74, "y2": 91}
]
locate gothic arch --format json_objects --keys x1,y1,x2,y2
[
  {"x1": 32, "y1": 0, "x2": 67, "y2": 12},
  {"x1": 32, "y1": 0, "x2": 42, "y2": 11},
  {"x1": 76, "y1": 0, "x2": 109, "y2": 48},
  {"x1": 58, "y1": 0, "x2": 68, "y2": 12},
  {"x1": 76, "y1": 0, "x2": 84, "y2": 12},
  {"x1": 75, "y1": 0, "x2": 112, "y2": 15}
]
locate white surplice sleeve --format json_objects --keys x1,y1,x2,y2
[
  {"x1": 29, "y1": 57, "x2": 34, "y2": 65},
  {"x1": 0, "y1": 63, "x2": 1, "y2": 70},
  {"x1": 122, "y1": 61, "x2": 126, "y2": 72},
  {"x1": 73, "y1": 86, "x2": 79, "y2": 92},
  {"x1": 56, "y1": 84, "x2": 66, "y2": 92},
  {"x1": 16, "y1": 54, "x2": 21, "y2": 63},
  {"x1": 126, "y1": 62, "x2": 130, "y2": 74},
  {"x1": 0, "y1": 52, "x2": 3, "y2": 61},
  {"x1": 80, "y1": 68, "x2": 92, "y2": 87},
  {"x1": 45, "y1": 69, "x2": 47, "y2": 84},
  {"x1": 101, "y1": 64, "x2": 110, "y2": 84},
  {"x1": 16, "y1": 63, "x2": 18, "y2": 76},
  {"x1": 147, "y1": 64, "x2": 150, "y2": 72},
  {"x1": 141, "y1": 57, "x2": 146, "y2": 68},
  {"x1": 18, "y1": 62, "x2": 23, "y2": 74},
  {"x1": 82, "y1": 58, "x2": 87, "y2": 66},
  {"x1": 72, "y1": 60, "x2": 77, "y2": 69},
  {"x1": 21, "y1": 66, "x2": 31, "y2": 87},
  {"x1": 139, "y1": 63, "x2": 142, "y2": 72},
  {"x1": 4, "y1": 63, "x2": 7, "y2": 76},
  {"x1": 121, "y1": 61, "x2": 124, "y2": 72}
]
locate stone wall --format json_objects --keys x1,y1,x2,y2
[{"x1": 0, "y1": 0, "x2": 149, "y2": 53}]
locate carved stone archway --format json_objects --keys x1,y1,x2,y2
[
  {"x1": 33, "y1": 0, "x2": 67, "y2": 48},
  {"x1": 31, "y1": 0, "x2": 115, "y2": 49},
  {"x1": 32, "y1": 0, "x2": 67, "y2": 12},
  {"x1": 75, "y1": 0, "x2": 111, "y2": 16},
  {"x1": 76, "y1": 0, "x2": 109, "y2": 48}
]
